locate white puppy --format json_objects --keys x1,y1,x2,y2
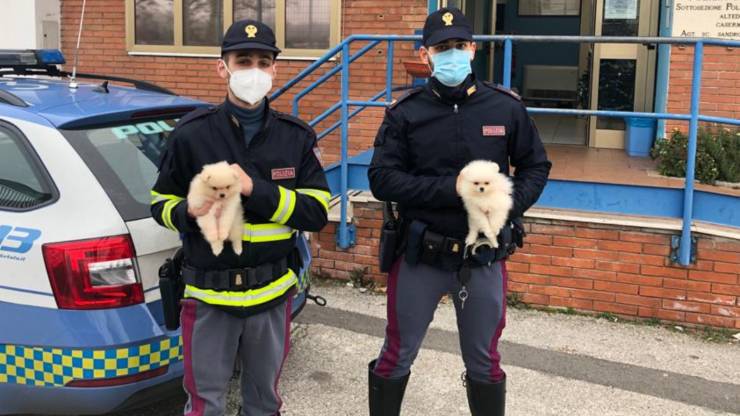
[
  {"x1": 187, "y1": 161, "x2": 243, "y2": 256},
  {"x1": 457, "y1": 160, "x2": 514, "y2": 251}
]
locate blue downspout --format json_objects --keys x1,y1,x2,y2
[
  {"x1": 386, "y1": 40, "x2": 394, "y2": 102},
  {"x1": 428, "y1": 0, "x2": 438, "y2": 13},
  {"x1": 654, "y1": 0, "x2": 673, "y2": 140},
  {"x1": 503, "y1": 38, "x2": 513, "y2": 88}
]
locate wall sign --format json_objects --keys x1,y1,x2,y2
[
  {"x1": 605, "y1": 0, "x2": 638, "y2": 19},
  {"x1": 672, "y1": 0, "x2": 740, "y2": 39}
]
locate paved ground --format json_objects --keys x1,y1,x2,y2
[{"x1": 112, "y1": 283, "x2": 739, "y2": 416}]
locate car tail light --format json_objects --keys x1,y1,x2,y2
[{"x1": 43, "y1": 235, "x2": 144, "y2": 309}]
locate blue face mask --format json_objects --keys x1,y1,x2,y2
[{"x1": 430, "y1": 48, "x2": 473, "y2": 87}]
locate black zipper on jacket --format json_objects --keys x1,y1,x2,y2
[{"x1": 454, "y1": 103, "x2": 463, "y2": 166}]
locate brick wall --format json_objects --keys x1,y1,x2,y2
[
  {"x1": 311, "y1": 200, "x2": 740, "y2": 329},
  {"x1": 59, "y1": 0, "x2": 427, "y2": 165},
  {"x1": 311, "y1": 200, "x2": 387, "y2": 283},
  {"x1": 665, "y1": 44, "x2": 740, "y2": 134}
]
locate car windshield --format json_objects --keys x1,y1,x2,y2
[{"x1": 61, "y1": 117, "x2": 180, "y2": 221}]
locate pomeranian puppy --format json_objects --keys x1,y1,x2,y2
[
  {"x1": 457, "y1": 160, "x2": 513, "y2": 251},
  {"x1": 187, "y1": 161, "x2": 243, "y2": 256}
]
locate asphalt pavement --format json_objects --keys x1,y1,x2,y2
[{"x1": 108, "y1": 283, "x2": 739, "y2": 416}]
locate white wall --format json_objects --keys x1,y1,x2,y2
[
  {"x1": 0, "y1": 0, "x2": 60, "y2": 49},
  {"x1": 0, "y1": 0, "x2": 37, "y2": 49}
]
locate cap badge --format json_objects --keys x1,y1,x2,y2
[
  {"x1": 245, "y1": 25, "x2": 258, "y2": 38},
  {"x1": 442, "y1": 12, "x2": 454, "y2": 26}
]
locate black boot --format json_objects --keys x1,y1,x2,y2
[
  {"x1": 368, "y1": 360, "x2": 409, "y2": 416},
  {"x1": 466, "y1": 374, "x2": 505, "y2": 416}
]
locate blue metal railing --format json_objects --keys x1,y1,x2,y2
[{"x1": 271, "y1": 34, "x2": 740, "y2": 266}]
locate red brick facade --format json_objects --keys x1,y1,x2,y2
[
  {"x1": 312, "y1": 200, "x2": 740, "y2": 329},
  {"x1": 666, "y1": 45, "x2": 740, "y2": 133}
]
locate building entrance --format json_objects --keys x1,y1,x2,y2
[{"x1": 442, "y1": 0, "x2": 659, "y2": 148}]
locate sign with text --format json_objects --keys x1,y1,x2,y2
[
  {"x1": 605, "y1": 0, "x2": 638, "y2": 20},
  {"x1": 672, "y1": 1, "x2": 740, "y2": 39}
]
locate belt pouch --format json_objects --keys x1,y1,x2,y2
[
  {"x1": 419, "y1": 230, "x2": 444, "y2": 267},
  {"x1": 405, "y1": 220, "x2": 428, "y2": 266}
]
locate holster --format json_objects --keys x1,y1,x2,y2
[
  {"x1": 378, "y1": 201, "x2": 402, "y2": 273},
  {"x1": 158, "y1": 248, "x2": 184, "y2": 331},
  {"x1": 468, "y1": 217, "x2": 526, "y2": 265},
  {"x1": 404, "y1": 217, "x2": 526, "y2": 272}
]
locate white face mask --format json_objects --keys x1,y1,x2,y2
[{"x1": 223, "y1": 63, "x2": 273, "y2": 105}]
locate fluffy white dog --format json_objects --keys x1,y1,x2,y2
[
  {"x1": 187, "y1": 161, "x2": 243, "y2": 256},
  {"x1": 457, "y1": 160, "x2": 514, "y2": 251}
]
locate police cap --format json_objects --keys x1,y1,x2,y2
[
  {"x1": 422, "y1": 7, "x2": 473, "y2": 47},
  {"x1": 221, "y1": 19, "x2": 281, "y2": 56}
]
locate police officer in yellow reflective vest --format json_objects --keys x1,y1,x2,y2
[{"x1": 150, "y1": 19, "x2": 330, "y2": 416}]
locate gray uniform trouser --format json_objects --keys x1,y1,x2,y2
[
  {"x1": 373, "y1": 257, "x2": 507, "y2": 383},
  {"x1": 180, "y1": 297, "x2": 291, "y2": 416}
]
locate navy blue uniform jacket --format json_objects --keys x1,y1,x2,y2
[{"x1": 369, "y1": 76, "x2": 551, "y2": 239}]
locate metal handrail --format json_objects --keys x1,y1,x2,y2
[
  {"x1": 315, "y1": 90, "x2": 386, "y2": 139},
  {"x1": 291, "y1": 40, "x2": 382, "y2": 117},
  {"x1": 273, "y1": 34, "x2": 740, "y2": 266}
]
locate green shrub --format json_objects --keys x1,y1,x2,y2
[{"x1": 651, "y1": 127, "x2": 740, "y2": 184}]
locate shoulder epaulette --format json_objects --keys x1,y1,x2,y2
[
  {"x1": 175, "y1": 105, "x2": 217, "y2": 128},
  {"x1": 482, "y1": 81, "x2": 522, "y2": 102},
  {"x1": 275, "y1": 111, "x2": 314, "y2": 132},
  {"x1": 389, "y1": 87, "x2": 424, "y2": 109}
]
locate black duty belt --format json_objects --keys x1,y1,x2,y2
[
  {"x1": 182, "y1": 258, "x2": 288, "y2": 291},
  {"x1": 418, "y1": 227, "x2": 510, "y2": 271}
]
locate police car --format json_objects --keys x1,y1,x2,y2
[{"x1": 0, "y1": 49, "x2": 314, "y2": 415}]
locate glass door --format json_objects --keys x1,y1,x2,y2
[{"x1": 588, "y1": 0, "x2": 659, "y2": 148}]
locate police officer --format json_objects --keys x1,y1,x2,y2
[
  {"x1": 150, "y1": 19, "x2": 330, "y2": 416},
  {"x1": 367, "y1": 8, "x2": 551, "y2": 416}
]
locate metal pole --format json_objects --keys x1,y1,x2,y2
[
  {"x1": 654, "y1": 0, "x2": 674, "y2": 140},
  {"x1": 503, "y1": 38, "x2": 512, "y2": 89},
  {"x1": 679, "y1": 41, "x2": 703, "y2": 265},
  {"x1": 386, "y1": 40, "x2": 394, "y2": 102},
  {"x1": 309, "y1": 0, "x2": 314, "y2": 47},
  {"x1": 339, "y1": 42, "x2": 351, "y2": 249}
]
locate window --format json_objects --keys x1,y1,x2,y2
[
  {"x1": 61, "y1": 117, "x2": 180, "y2": 221},
  {"x1": 518, "y1": 0, "x2": 580, "y2": 16},
  {"x1": 184, "y1": 0, "x2": 224, "y2": 46},
  {"x1": 126, "y1": 0, "x2": 341, "y2": 58},
  {"x1": 0, "y1": 124, "x2": 56, "y2": 211},
  {"x1": 234, "y1": 0, "x2": 275, "y2": 27},
  {"x1": 285, "y1": 0, "x2": 331, "y2": 50},
  {"x1": 134, "y1": 0, "x2": 174, "y2": 45}
]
